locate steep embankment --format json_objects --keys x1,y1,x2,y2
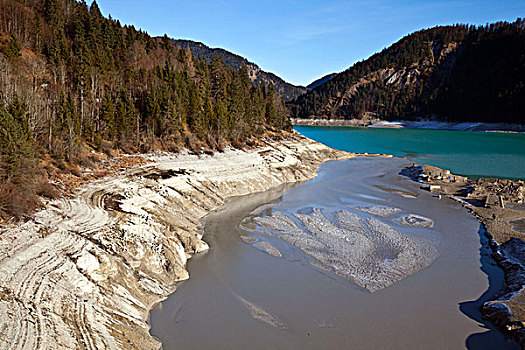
[
  {"x1": 0, "y1": 133, "x2": 350, "y2": 350},
  {"x1": 291, "y1": 19, "x2": 525, "y2": 124}
]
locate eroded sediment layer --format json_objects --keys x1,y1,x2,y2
[
  {"x1": 0, "y1": 133, "x2": 351, "y2": 350},
  {"x1": 249, "y1": 207, "x2": 438, "y2": 292}
]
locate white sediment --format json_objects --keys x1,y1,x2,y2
[
  {"x1": 252, "y1": 208, "x2": 438, "y2": 292},
  {"x1": 0, "y1": 133, "x2": 350, "y2": 350},
  {"x1": 352, "y1": 205, "x2": 401, "y2": 217},
  {"x1": 254, "y1": 241, "x2": 282, "y2": 257},
  {"x1": 395, "y1": 214, "x2": 435, "y2": 228},
  {"x1": 237, "y1": 296, "x2": 287, "y2": 329}
]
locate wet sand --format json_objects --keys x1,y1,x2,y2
[{"x1": 150, "y1": 158, "x2": 519, "y2": 349}]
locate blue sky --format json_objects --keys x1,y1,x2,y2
[{"x1": 97, "y1": 0, "x2": 525, "y2": 86}]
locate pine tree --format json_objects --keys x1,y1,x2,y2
[
  {"x1": 0, "y1": 102, "x2": 33, "y2": 178},
  {"x1": 101, "y1": 92, "x2": 116, "y2": 139},
  {"x1": 44, "y1": 0, "x2": 60, "y2": 26},
  {"x1": 2, "y1": 35, "x2": 21, "y2": 60},
  {"x1": 265, "y1": 84, "x2": 277, "y2": 126},
  {"x1": 117, "y1": 87, "x2": 136, "y2": 140}
]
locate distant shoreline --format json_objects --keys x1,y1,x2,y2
[{"x1": 292, "y1": 118, "x2": 525, "y2": 133}]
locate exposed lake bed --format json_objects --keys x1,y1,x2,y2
[
  {"x1": 150, "y1": 157, "x2": 519, "y2": 349},
  {"x1": 0, "y1": 133, "x2": 352, "y2": 350}
]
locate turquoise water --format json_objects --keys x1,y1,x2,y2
[{"x1": 295, "y1": 126, "x2": 525, "y2": 179}]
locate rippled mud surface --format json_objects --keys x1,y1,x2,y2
[
  {"x1": 246, "y1": 208, "x2": 437, "y2": 292},
  {"x1": 151, "y1": 158, "x2": 519, "y2": 350}
]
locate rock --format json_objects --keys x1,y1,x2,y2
[{"x1": 430, "y1": 185, "x2": 441, "y2": 192}]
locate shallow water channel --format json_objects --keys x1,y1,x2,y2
[{"x1": 150, "y1": 157, "x2": 519, "y2": 349}]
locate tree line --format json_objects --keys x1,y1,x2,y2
[
  {"x1": 290, "y1": 19, "x2": 525, "y2": 124},
  {"x1": 0, "y1": 0, "x2": 290, "y2": 217}
]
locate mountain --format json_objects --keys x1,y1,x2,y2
[
  {"x1": 172, "y1": 39, "x2": 307, "y2": 102},
  {"x1": 290, "y1": 19, "x2": 525, "y2": 124},
  {"x1": 306, "y1": 73, "x2": 337, "y2": 90},
  {"x1": 0, "y1": 0, "x2": 291, "y2": 217}
]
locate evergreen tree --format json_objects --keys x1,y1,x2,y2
[
  {"x1": 117, "y1": 87, "x2": 136, "y2": 140},
  {"x1": 265, "y1": 84, "x2": 277, "y2": 126},
  {"x1": 0, "y1": 102, "x2": 33, "y2": 177},
  {"x1": 101, "y1": 91, "x2": 116, "y2": 139},
  {"x1": 0, "y1": 0, "x2": 295, "y2": 217},
  {"x1": 2, "y1": 35, "x2": 21, "y2": 61}
]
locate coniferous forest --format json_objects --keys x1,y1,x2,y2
[
  {"x1": 290, "y1": 20, "x2": 525, "y2": 124},
  {"x1": 1, "y1": 0, "x2": 524, "y2": 218},
  {"x1": 0, "y1": 0, "x2": 290, "y2": 217}
]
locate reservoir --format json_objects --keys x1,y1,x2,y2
[
  {"x1": 295, "y1": 126, "x2": 525, "y2": 179},
  {"x1": 150, "y1": 156, "x2": 519, "y2": 349}
]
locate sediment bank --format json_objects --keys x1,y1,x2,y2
[
  {"x1": 0, "y1": 133, "x2": 354, "y2": 350},
  {"x1": 292, "y1": 118, "x2": 525, "y2": 132},
  {"x1": 291, "y1": 117, "x2": 379, "y2": 127},
  {"x1": 405, "y1": 164, "x2": 525, "y2": 347}
]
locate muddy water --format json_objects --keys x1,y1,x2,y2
[
  {"x1": 511, "y1": 218, "x2": 525, "y2": 234},
  {"x1": 150, "y1": 158, "x2": 519, "y2": 349}
]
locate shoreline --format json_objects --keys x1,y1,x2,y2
[
  {"x1": 0, "y1": 132, "x2": 365, "y2": 349},
  {"x1": 405, "y1": 164, "x2": 525, "y2": 347},
  {"x1": 0, "y1": 130, "x2": 520, "y2": 348},
  {"x1": 151, "y1": 156, "x2": 515, "y2": 349},
  {"x1": 292, "y1": 118, "x2": 525, "y2": 133}
]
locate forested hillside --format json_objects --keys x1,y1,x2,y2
[
  {"x1": 172, "y1": 39, "x2": 307, "y2": 101},
  {"x1": 306, "y1": 73, "x2": 337, "y2": 90},
  {"x1": 290, "y1": 19, "x2": 525, "y2": 124},
  {"x1": 0, "y1": 0, "x2": 291, "y2": 217}
]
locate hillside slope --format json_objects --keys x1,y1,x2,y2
[
  {"x1": 172, "y1": 39, "x2": 307, "y2": 102},
  {"x1": 0, "y1": 133, "x2": 351, "y2": 350},
  {"x1": 307, "y1": 73, "x2": 337, "y2": 90},
  {"x1": 290, "y1": 20, "x2": 525, "y2": 124},
  {"x1": 0, "y1": 0, "x2": 291, "y2": 218}
]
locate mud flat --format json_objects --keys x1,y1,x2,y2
[
  {"x1": 151, "y1": 157, "x2": 518, "y2": 349},
  {"x1": 0, "y1": 132, "x2": 352, "y2": 350}
]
